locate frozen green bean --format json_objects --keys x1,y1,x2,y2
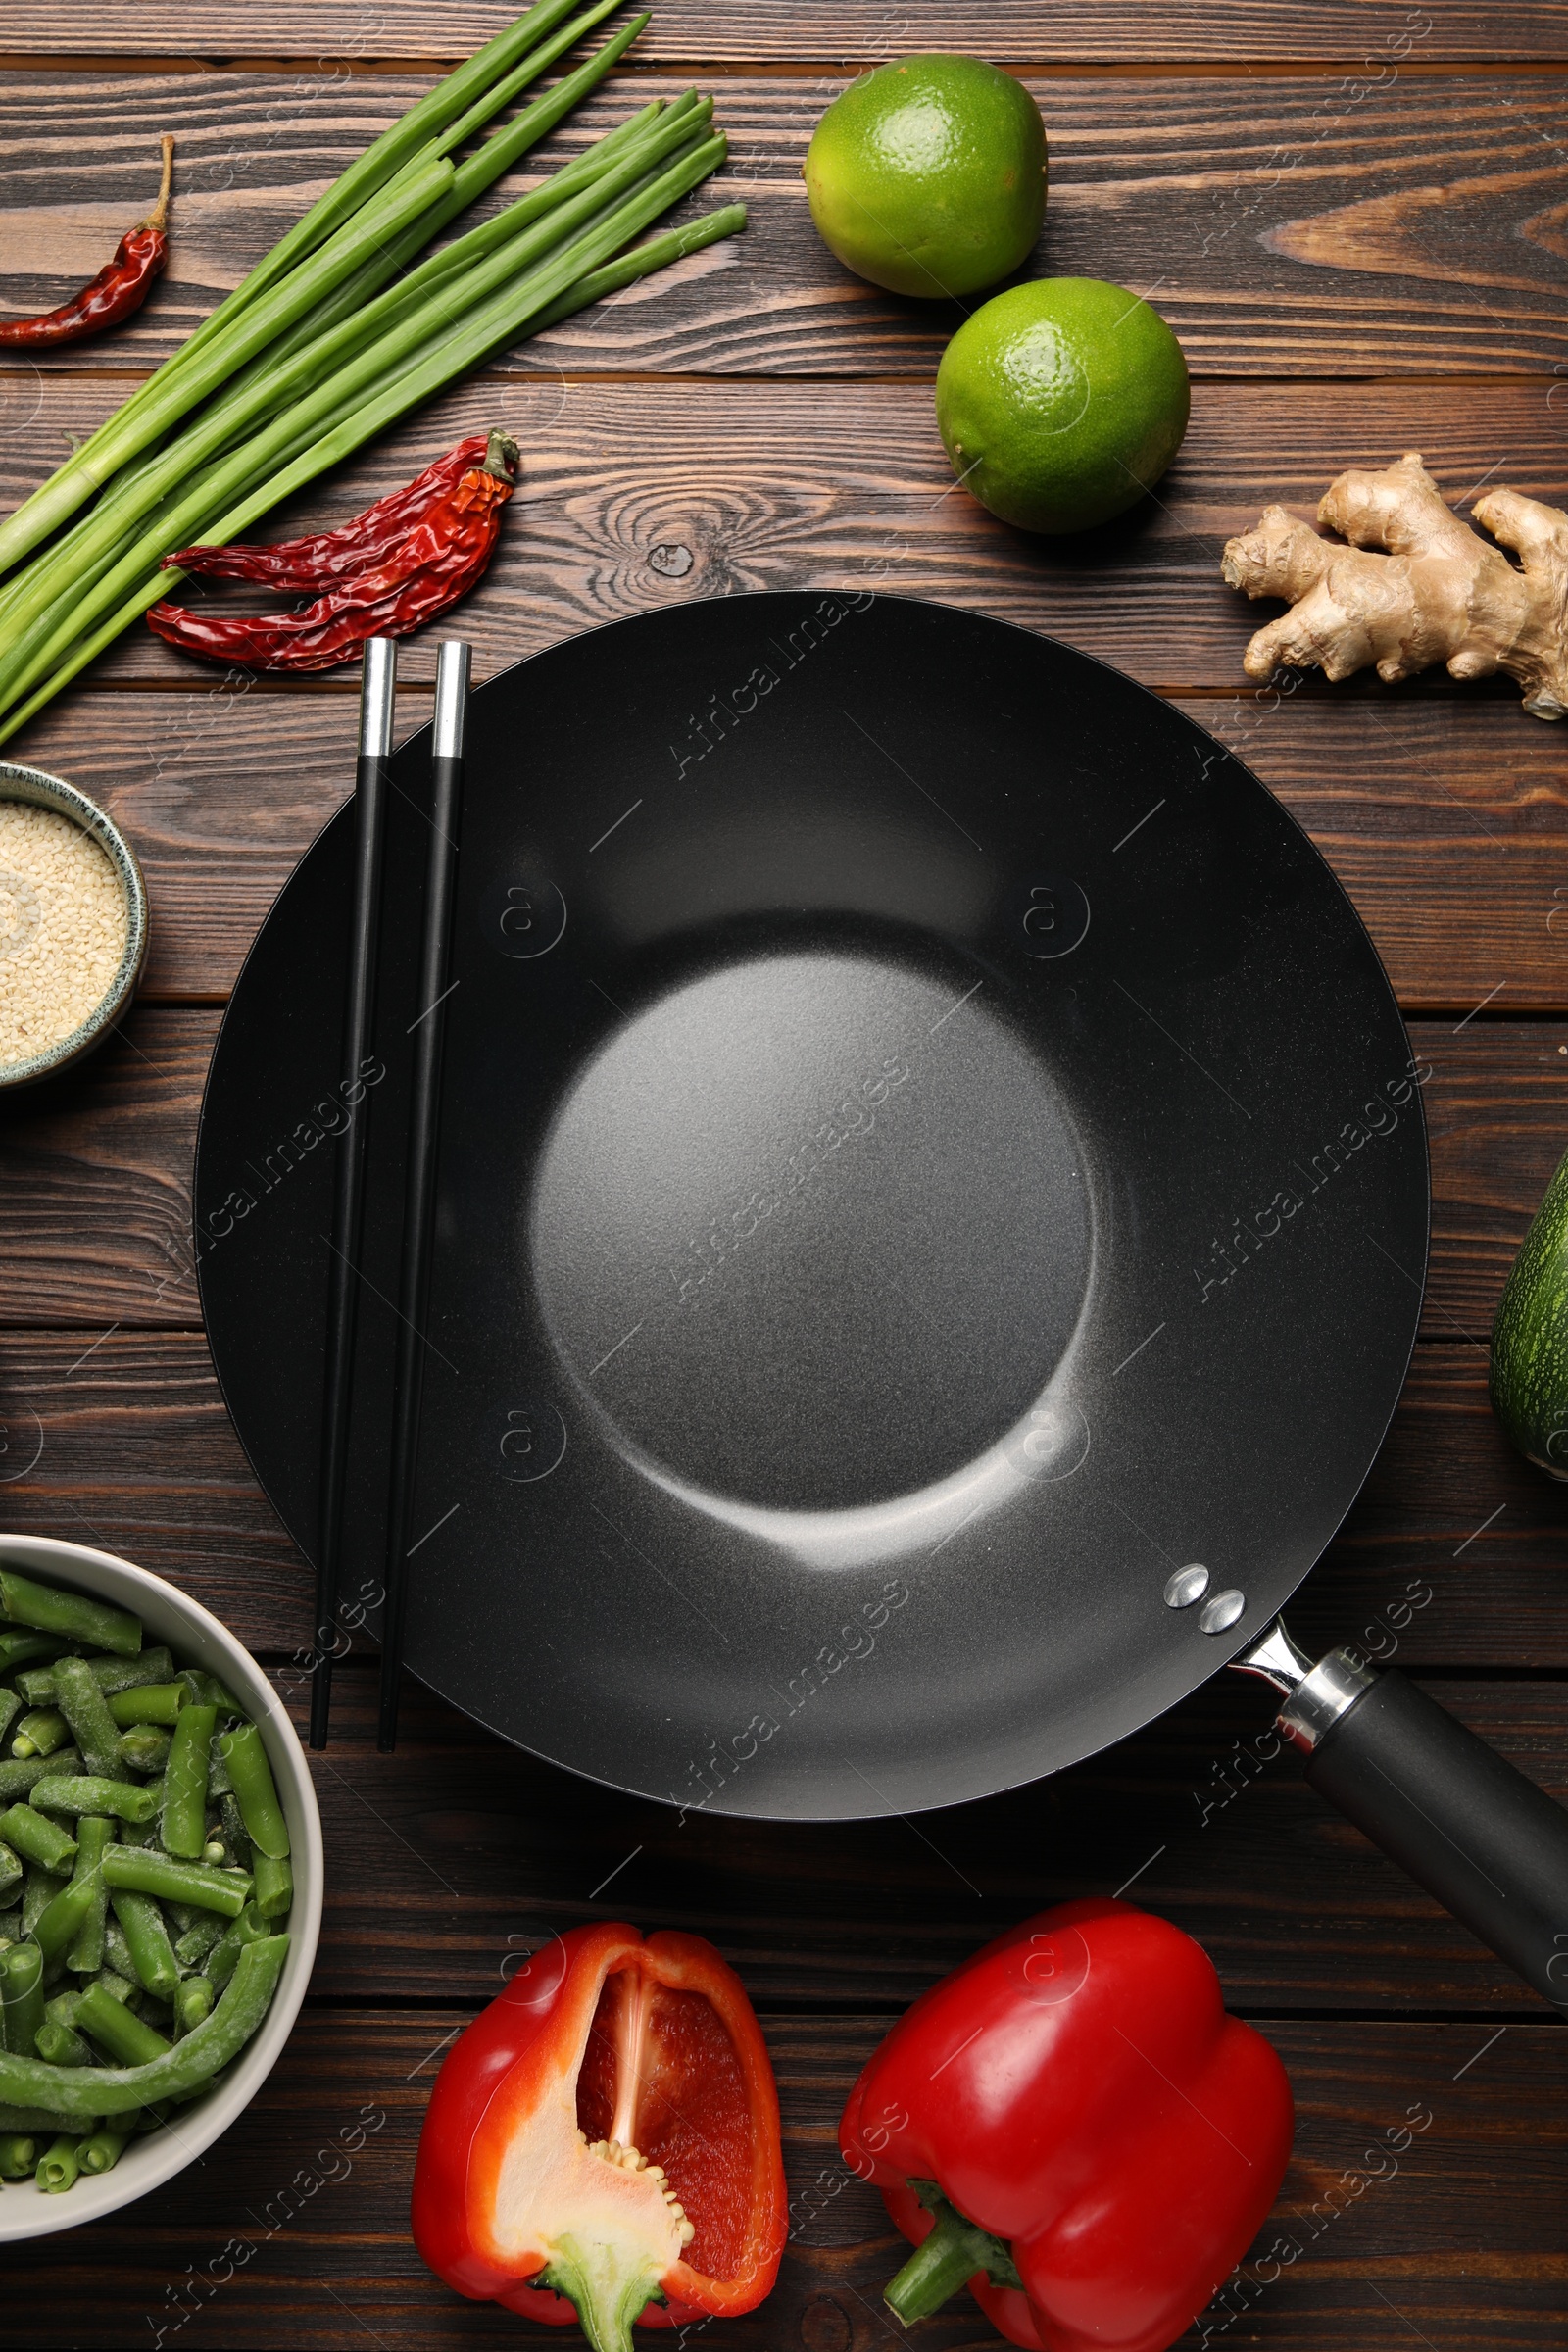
[
  {"x1": 162, "y1": 1703, "x2": 216, "y2": 1859},
  {"x1": 1, "y1": 1941, "x2": 44, "y2": 2056},
  {"x1": 30, "y1": 1774, "x2": 157, "y2": 1825},
  {"x1": 173, "y1": 1976, "x2": 214, "y2": 2035},
  {"x1": 108, "y1": 1683, "x2": 183, "y2": 1728},
  {"x1": 0, "y1": 1572, "x2": 141, "y2": 1657},
  {"x1": 36, "y1": 2132, "x2": 82, "y2": 2191},
  {"x1": 0, "y1": 1689, "x2": 21, "y2": 1747},
  {"x1": 0, "y1": 1748, "x2": 79, "y2": 1804},
  {"x1": 0, "y1": 1803, "x2": 75, "y2": 1874},
  {"x1": 11, "y1": 1708, "x2": 69, "y2": 1759},
  {"x1": 173, "y1": 1914, "x2": 224, "y2": 1970},
  {"x1": 220, "y1": 1790, "x2": 251, "y2": 1867},
  {"x1": 251, "y1": 1851, "x2": 293, "y2": 1921},
  {"x1": 0, "y1": 1936, "x2": 287, "y2": 2114},
  {"x1": 108, "y1": 1888, "x2": 179, "y2": 2002},
  {"x1": 66, "y1": 1814, "x2": 113, "y2": 1976},
  {"x1": 206, "y1": 1901, "x2": 270, "y2": 1989},
  {"x1": 181, "y1": 1670, "x2": 245, "y2": 1718},
  {"x1": 24, "y1": 1648, "x2": 174, "y2": 1704},
  {"x1": 75, "y1": 1981, "x2": 171, "y2": 2065},
  {"x1": 76, "y1": 2125, "x2": 130, "y2": 2174},
  {"x1": 206, "y1": 1740, "x2": 232, "y2": 1797},
  {"x1": 217, "y1": 1723, "x2": 288, "y2": 1860},
  {"x1": 52, "y1": 1654, "x2": 123, "y2": 1779},
  {"x1": 0, "y1": 1844, "x2": 20, "y2": 1905},
  {"x1": 34, "y1": 2019, "x2": 89, "y2": 2066},
  {"x1": 32, "y1": 1874, "x2": 97, "y2": 1966},
  {"x1": 118, "y1": 1726, "x2": 172, "y2": 1775},
  {"x1": 91, "y1": 1968, "x2": 136, "y2": 2007},
  {"x1": 0, "y1": 2132, "x2": 35, "y2": 2175},
  {"x1": 22, "y1": 1865, "x2": 55, "y2": 1937},
  {"x1": 102, "y1": 1847, "x2": 249, "y2": 1917},
  {"x1": 0, "y1": 1631, "x2": 66, "y2": 1673}
]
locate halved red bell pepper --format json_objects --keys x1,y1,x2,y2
[
  {"x1": 413, "y1": 1922, "x2": 787, "y2": 2350},
  {"x1": 840, "y1": 1898, "x2": 1294, "y2": 2352}
]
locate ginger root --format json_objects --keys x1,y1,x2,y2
[{"x1": 1220, "y1": 451, "x2": 1568, "y2": 719}]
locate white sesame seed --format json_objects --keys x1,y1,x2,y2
[{"x1": 0, "y1": 801, "x2": 129, "y2": 1067}]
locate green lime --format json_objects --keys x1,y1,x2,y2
[
  {"x1": 804, "y1": 56, "x2": 1046, "y2": 300},
  {"x1": 935, "y1": 277, "x2": 1191, "y2": 534}
]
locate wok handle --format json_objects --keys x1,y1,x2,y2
[{"x1": 1237, "y1": 1626, "x2": 1568, "y2": 2012}]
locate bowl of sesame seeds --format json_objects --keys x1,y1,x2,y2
[{"x1": 0, "y1": 763, "x2": 147, "y2": 1089}]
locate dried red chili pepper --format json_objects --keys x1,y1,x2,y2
[
  {"x1": 146, "y1": 428, "x2": 519, "y2": 672},
  {"x1": 0, "y1": 136, "x2": 174, "y2": 348},
  {"x1": 167, "y1": 435, "x2": 492, "y2": 590}
]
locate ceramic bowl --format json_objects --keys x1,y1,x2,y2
[
  {"x1": 0, "y1": 762, "x2": 148, "y2": 1090},
  {"x1": 0, "y1": 1534, "x2": 321, "y2": 2239}
]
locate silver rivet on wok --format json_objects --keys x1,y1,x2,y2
[
  {"x1": 1163, "y1": 1564, "x2": 1210, "y2": 1609},
  {"x1": 1200, "y1": 1589, "x2": 1247, "y2": 1635}
]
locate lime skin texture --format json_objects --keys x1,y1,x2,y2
[
  {"x1": 935, "y1": 276, "x2": 1192, "y2": 534},
  {"x1": 804, "y1": 55, "x2": 1048, "y2": 300}
]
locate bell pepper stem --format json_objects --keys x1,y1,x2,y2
[
  {"x1": 538, "y1": 2237, "x2": 663, "y2": 2352},
  {"x1": 883, "y1": 2181, "x2": 1020, "y2": 2325}
]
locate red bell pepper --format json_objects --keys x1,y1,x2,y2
[
  {"x1": 413, "y1": 1922, "x2": 787, "y2": 2350},
  {"x1": 839, "y1": 1898, "x2": 1294, "y2": 2352}
]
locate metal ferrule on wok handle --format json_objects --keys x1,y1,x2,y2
[{"x1": 1234, "y1": 1620, "x2": 1568, "y2": 2014}]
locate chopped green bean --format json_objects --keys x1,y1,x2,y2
[
  {"x1": 206, "y1": 1740, "x2": 232, "y2": 1797},
  {"x1": 66, "y1": 1815, "x2": 114, "y2": 1977},
  {"x1": 206, "y1": 1901, "x2": 270, "y2": 1989},
  {"x1": 251, "y1": 1851, "x2": 293, "y2": 1922},
  {"x1": 35, "y1": 2132, "x2": 82, "y2": 2191},
  {"x1": 0, "y1": 1690, "x2": 21, "y2": 1747},
  {"x1": 0, "y1": 1935, "x2": 287, "y2": 2114},
  {"x1": 0, "y1": 1749, "x2": 80, "y2": 1805},
  {"x1": 30, "y1": 1774, "x2": 157, "y2": 1825},
  {"x1": 118, "y1": 1726, "x2": 172, "y2": 1775},
  {"x1": 220, "y1": 1791, "x2": 251, "y2": 1868},
  {"x1": 162, "y1": 1703, "x2": 216, "y2": 1860},
  {"x1": 0, "y1": 1845, "x2": 20, "y2": 1905},
  {"x1": 1, "y1": 1941, "x2": 45, "y2": 2056},
  {"x1": 108, "y1": 1888, "x2": 179, "y2": 2002},
  {"x1": 0, "y1": 2132, "x2": 35, "y2": 2175},
  {"x1": 0, "y1": 2100, "x2": 78, "y2": 2132},
  {"x1": 0, "y1": 1804, "x2": 75, "y2": 1875},
  {"x1": 181, "y1": 1670, "x2": 245, "y2": 1718},
  {"x1": 91, "y1": 1968, "x2": 136, "y2": 2007},
  {"x1": 52, "y1": 1655, "x2": 123, "y2": 1779},
  {"x1": 108, "y1": 1683, "x2": 183, "y2": 1728},
  {"x1": 22, "y1": 1866, "x2": 55, "y2": 1937},
  {"x1": 102, "y1": 1847, "x2": 249, "y2": 1918},
  {"x1": 44, "y1": 1989, "x2": 80, "y2": 2028},
  {"x1": 76, "y1": 2125, "x2": 130, "y2": 2174},
  {"x1": 0, "y1": 1632, "x2": 67, "y2": 1673},
  {"x1": 173, "y1": 1976, "x2": 214, "y2": 2036},
  {"x1": 75, "y1": 1982, "x2": 171, "y2": 2065},
  {"x1": 0, "y1": 1573, "x2": 141, "y2": 1658},
  {"x1": 32, "y1": 1874, "x2": 97, "y2": 1966},
  {"x1": 173, "y1": 1914, "x2": 224, "y2": 1970},
  {"x1": 34, "y1": 2019, "x2": 90, "y2": 2066},
  {"x1": 24, "y1": 1648, "x2": 174, "y2": 1705},
  {"x1": 11, "y1": 1708, "x2": 69, "y2": 1759},
  {"x1": 217, "y1": 1723, "x2": 288, "y2": 1860},
  {"x1": 103, "y1": 1912, "x2": 137, "y2": 1982}
]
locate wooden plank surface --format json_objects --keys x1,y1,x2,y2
[
  {"x1": 5, "y1": 3, "x2": 1568, "y2": 66},
  {"x1": 0, "y1": 2008, "x2": 1562, "y2": 2349},
  {"x1": 3, "y1": 6, "x2": 1565, "y2": 2345},
  {"x1": 5, "y1": 71, "x2": 1568, "y2": 376},
  {"x1": 5, "y1": 378, "x2": 1567, "y2": 724}
]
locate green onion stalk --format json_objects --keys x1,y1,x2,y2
[{"x1": 0, "y1": 2, "x2": 746, "y2": 739}]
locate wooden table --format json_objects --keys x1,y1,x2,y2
[{"x1": 3, "y1": 3, "x2": 1567, "y2": 2343}]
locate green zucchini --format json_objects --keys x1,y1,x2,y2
[{"x1": 1491, "y1": 1142, "x2": 1568, "y2": 1476}]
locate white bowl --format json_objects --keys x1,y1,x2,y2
[{"x1": 0, "y1": 1533, "x2": 321, "y2": 2239}]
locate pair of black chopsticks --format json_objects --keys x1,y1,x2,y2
[{"x1": 311, "y1": 636, "x2": 471, "y2": 1753}]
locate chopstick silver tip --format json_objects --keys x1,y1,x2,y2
[
  {"x1": 359, "y1": 637, "x2": 398, "y2": 761},
  {"x1": 432, "y1": 639, "x2": 472, "y2": 763}
]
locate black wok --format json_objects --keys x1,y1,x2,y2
[{"x1": 197, "y1": 594, "x2": 1568, "y2": 2010}]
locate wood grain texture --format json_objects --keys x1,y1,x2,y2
[
  {"x1": 16, "y1": 686, "x2": 1568, "y2": 1009},
  {"x1": 5, "y1": 379, "x2": 1568, "y2": 720},
  {"x1": 4, "y1": 2, "x2": 1568, "y2": 65},
  {"x1": 5, "y1": 70, "x2": 1568, "y2": 375},
  {"x1": 1, "y1": 2005, "x2": 1563, "y2": 2348}
]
